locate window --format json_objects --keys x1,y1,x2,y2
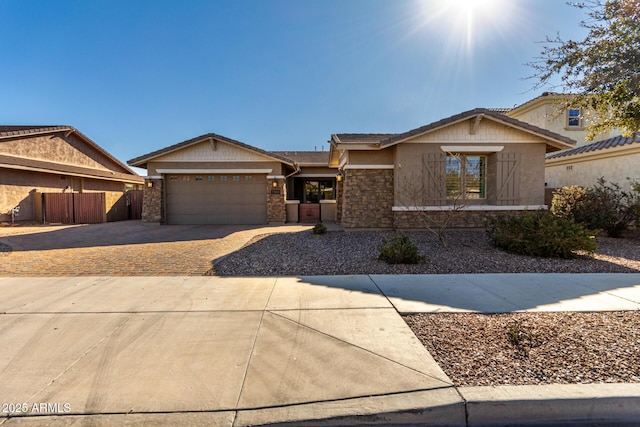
[
  {"x1": 302, "y1": 179, "x2": 335, "y2": 203},
  {"x1": 232, "y1": 175, "x2": 240, "y2": 181},
  {"x1": 220, "y1": 176, "x2": 228, "y2": 181},
  {"x1": 208, "y1": 176, "x2": 215, "y2": 181},
  {"x1": 567, "y1": 108, "x2": 582, "y2": 128},
  {"x1": 446, "y1": 155, "x2": 486, "y2": 200},
  {"x1": 195, "y1": 176, "x2": 203, "y2": 181}
]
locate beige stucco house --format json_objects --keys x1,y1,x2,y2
[
  {"x1": 546, "y1": 134, "x2": 640, "y2": 191},
  {"x1": 505, "y1": 92, "x2": 638, "y2": 192},
  {"x1": 130, "y1": 109, "x2": 573, "y2": 228},
  {"x1": 330, "y1": 109, "x2": 575, "y2": 229},
  {"x1": 128, "y1": 133, "x2": 337, "y2": 225},
  {"x1": 0, "y1": 126, "x2": 143, "y2": 223}
]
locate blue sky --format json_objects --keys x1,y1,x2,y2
[{"x1": 1, "y1": 0, "x2": 588, "y2": 171}]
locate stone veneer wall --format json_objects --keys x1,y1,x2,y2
[
  {"x1": 341, "y1": 169, "x2": 394, "y2": 228},
  {"x1": 336, "y1": 178, "x2": 344, "y2": 223},
  {"x1": 141, "y1": 178, "x2": 163, "y2": 223},
  {"x1": 267, "y1": 178, "x2": 286, "y2": 223},
  {"x1": 393, "y1": 209, "x2": 531, "y2": 229}
]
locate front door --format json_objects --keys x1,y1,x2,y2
[{"x1": 300, "y1": 180, "x2": 321, "y2": 222}]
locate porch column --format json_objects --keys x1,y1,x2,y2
[
  {"x1": 267, "y1": 176, "x2": 286, "y2": 224},
  {"x1": 141, "y1": 176, "x2": 163, "y2": 223}
]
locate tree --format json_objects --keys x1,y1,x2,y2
[{"x1": 529, "y1": 0, "x2": 640, "y2": 140}]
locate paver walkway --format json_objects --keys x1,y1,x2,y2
[{"x1": 0, "y1": 221, "x2": 316, "y2": 276}]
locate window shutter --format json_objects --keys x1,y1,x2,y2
[
  {"x1": 422, "y1": 152, "x2": 446, "y2": 206},
  {"x1": 496, "y1": 152, "x2": 521, "y2": 205}
]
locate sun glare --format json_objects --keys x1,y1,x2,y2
[{"x1": 416, "y1": 0, "x2": 515, "y2": 53}]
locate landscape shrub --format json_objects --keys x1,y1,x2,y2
[
  {"x1": 312, "y1": 223, "x2": 327, "y2": 234},
  {"x1": 486, "y1": 211, "x2": 597, "y2": 259},
  {"x1": 378, "y1": 234, "x2": 425, "y2": 264},
  {"x1": 551, "y1": 178, "x2": 640, "y2": 237},
  {"x1": 574, "y1": 178, "x2": 638, "y2": 237},
  {"x1": 550, "y1": 185, "x2": 587, "y2": 219}
]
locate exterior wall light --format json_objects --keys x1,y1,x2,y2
[
  {"x1": 272, "y1": 181, "x2": 278, "y2": 188},
  {"x1": 336, "y1": 172, "x2": 343, "y2": 182},
  {"x1": 147, "y1": 182, "x2": 153, "y2": 188}
]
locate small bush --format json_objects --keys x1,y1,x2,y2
[
  {"x1": 550, "y1": 185, "x2": 587, "y2": 219},
  {"x1": 551, "y1": 178, "x2": 639, "y2": 237},
  {"x1": 312, "y1": 223, "x2": 327, "y2": 234},
  {"x1": 378, "y1": 234, "x2": 425, "y2": 264},
  {"x1": 577, "y1": 178, "x2": 638, "y2": 237},
  {"x1": 487, "y1": 211, "x2": 597, "y2": 259}
]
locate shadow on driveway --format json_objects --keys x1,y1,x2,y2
[{"x1": 0, "y1": 221, "x2": 313, "y2": 276}]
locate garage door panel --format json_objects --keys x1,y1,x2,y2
[{"x1": 166, "y1": 174, "x2": 267, "y2": 225}]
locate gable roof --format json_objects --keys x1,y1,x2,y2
[
  {"x1": 0, "y1": 125, "x2": 142, "y2": 179},
  {"x1": 330, "y1": 109, "x2": 575, "y2": 153},
  {"x1": 546, "y1": 133, "x2": 640, "y2": 160},
  {"x1": 128, "y1": 133, "x2": 295, "y2": 168},
  {"x1": 271, "y1": 151, "x2": 330, "y2": 166},
  {"x1": 379, "y1": 109, "x2": 575, "y2": 151}
]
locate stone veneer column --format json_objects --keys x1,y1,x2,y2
[
  {"x1": 141, "y1": 178, "x2": 163, "y2": 223},
  {"x1": 341, "y1": 169, "x2": 394, "y2": 228},
  {"x1": 335, "y1": 177, "x2": 344, "y2": 223},
  {"x1": 267, "y1": 178, "x2": 286, "y2": 223}
]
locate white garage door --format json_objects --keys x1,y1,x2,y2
[{"x1": 165, "y1": 174, "x2": 267, "y2": 224}]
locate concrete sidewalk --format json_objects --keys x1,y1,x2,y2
[{"x1": 1, "y1": 274, "x2": 639, "y2": 426}]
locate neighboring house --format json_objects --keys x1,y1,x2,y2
[
  {"x1": 506, "y1": 92, "x2": 621, "y2": 145},
  {"x1": 505, "y1": 92, "x2": 637, "y2": 192},
  {"x1": 0, "y1": 126, "x2": 144, "y2": 223},
  {"x1": 329, "y1": 109, "x2": 575, "y2": 229},
  {"x1": 546, "y1": 133, "x2": 640, "y2": 191},
  {"x1": 128, "y1": 133, "x2": 337, "y2": 225}
]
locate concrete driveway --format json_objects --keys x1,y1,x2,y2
[{"x1": 0, "y1": 221, "x2": 314, "y2": 276}]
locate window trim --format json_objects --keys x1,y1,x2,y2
[
  {"x1": 445, "y1": 154, "x2": 487, "y2": 201},
  {"x1": 566, "y1": 108, "x2": 584, "y2": 130}
]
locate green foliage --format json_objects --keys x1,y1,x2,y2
[
  {"x1": 550, "y1": 185, "x2": 587, "y2": 219},
  {"x1": 378, "y1": 235, "x2": 425, "y2": 265},
  {"x1": 487, "y1": 211, "x2": 597, "y2": 259},
  {"x1": 529, "y1": 0, "x2": 640, "y2": 139},
  {"x1": 312, "y1": 223, "x2": 327, "y2": 235},
  {"x1": 551, "y1": 178, "x2": 639, "y2": 237},
  {"x1": 506, "y1": 320, "x2": 542, "y2": 357},
  {"x1": 575, "y1": 178, "x2": 638, "y2": 237}
]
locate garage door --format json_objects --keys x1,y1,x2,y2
[{"x1": 166, "y1": 174, "x2": 267, "y2": 224}]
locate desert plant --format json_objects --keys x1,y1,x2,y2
[
  {"x1": 506, "y1": 320, "x2": 542, "y2": 357},
  {"x1": 487, "y1": 210, "x2": 597, "y2": 259},
  {"x1": 573, "y1": 178, "x2": 638, "y2": 237},
  {"x1": 550, "y1": 185, "x2": 587, "y2": 219},
  {"x1": 378, "y1": 234, "x2": 425, "y2": 265},
  {"x1": 312, "y1": 223, "x2": 327, "y2": 235}
]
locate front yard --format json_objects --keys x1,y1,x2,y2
[{"x1": 213, "y1": 229, "x2": 640, "y2": 276}]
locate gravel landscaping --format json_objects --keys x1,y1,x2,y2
[
  {"x1": 213, "y1": 229, "x2": 640, "y2": 276},
  {"x1": 405, "y1": 311, "x2": 640, "y2": 386},
  {"x1": 215, "y1": 228, "x2": 640, "y2": 386}
]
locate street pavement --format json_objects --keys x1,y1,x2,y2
[{"x1": 1, "y1": 274, "x2": 640, "y2": 426}]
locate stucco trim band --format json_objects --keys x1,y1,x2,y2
[
  {"x1": 440, "y1": 145, "x2": 504, "y2": 153},
  {"x1": 393, "y1": 205, "x2": 547, "y2": 211},
  {"x1": 156, "y1": 169, "x2": 273, "y2": 174},
  {"x1": 343, "y1": 164, "x2": 395, "y2": 170}
]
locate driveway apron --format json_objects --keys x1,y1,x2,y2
[{"x1": 0, "y1": 221, "x2": 313, "y2": 276}]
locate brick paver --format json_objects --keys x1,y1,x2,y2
[{"x1": 0, "y1": 221, "x2": 314, "y2": 276}]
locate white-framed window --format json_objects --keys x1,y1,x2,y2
[
  {"x1": 567, "y1": 108, "x2": 582, "y2": 128},
  {"x1": 445, "y1": 154, "x2": 486, "y2": 200}
]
